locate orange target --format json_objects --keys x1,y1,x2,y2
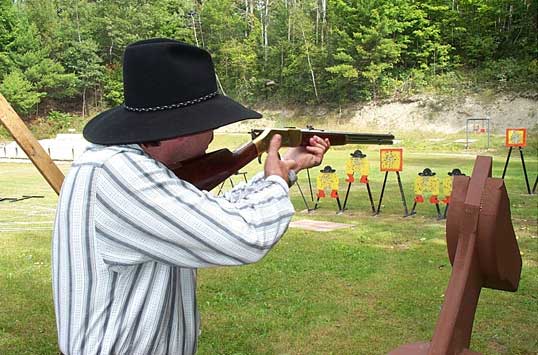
[
  {"x1": 380, "y1": 148, "x2": 403, "y2": 172},
  {"x1": 505, "y1": 128, "x2": 527, "y2": 147}
]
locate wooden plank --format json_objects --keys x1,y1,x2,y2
[{"x1": 0, "y1": 93, "x2": 64, "y2": 195}]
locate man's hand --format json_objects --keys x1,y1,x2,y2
[
  {"x1": 283, "y1": 135, "x2": 330, "y2": 173},
  {"x1": 264, "y1": 134, "x2": 297, "y2": 184}
]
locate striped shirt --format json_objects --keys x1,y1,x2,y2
[{"x1": 52, "y1": 144, "x2": 295, "y2": 355}]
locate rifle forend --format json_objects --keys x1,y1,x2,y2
[{"x1": 170, "y1": 127, "x2": 394, "y2": 191}]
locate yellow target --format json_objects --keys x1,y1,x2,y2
[
  {"x1": 317, "y1": 166, "x2": 339, "y2": 198},
  {"x1": 414, "y1": 168, "x2": 440, "y2": 204},
  {"x1": 442, "y1": 168, "x2": 465, "y2": 204},
  {"x1": 345, "y1": 150, "x2": 370, "y2": 183}
]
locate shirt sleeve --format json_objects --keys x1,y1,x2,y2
[
  {"x1": 94, "y1": 152, "x2": 295, "y2": 268},
  {"x1": 220, "y1": 172, "x2": 266, "y2": 203}
]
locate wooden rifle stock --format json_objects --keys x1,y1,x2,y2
[
  {"x1": 170, "y1": 143, "x2": 258, "y2": 191},
  {"x1": 170, "y1": 128, "x2": 394, "y2": 191}
]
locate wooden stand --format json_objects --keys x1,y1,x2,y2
[
  {"x1": 390, "y1": 156, "x2": 522, "y2": 355},
  {"x1": 0, "y1": 93, "x2": 64, "y2": 195}
]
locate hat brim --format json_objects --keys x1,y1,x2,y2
[{"x1": 83, "y1": 94, "x2": 262, "y2": 145}]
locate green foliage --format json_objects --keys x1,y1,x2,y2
[
  {"x1": 45, "y1": 110, "x2": 77, "y2": 132},
  {"x1": 1, "y1": 4, "x2": 76, "y2": 106},
  {"x1": 60, "y1": 39, "x2": 104, "y2": 91},
  {"x1": 0, "y1": 0, "x2": 535, "y2": 117},
  {"x1": 25, "y1": 58, "x2": 78, "y2": 99},
  {"x1": 102, "y1": 66, "x2": 123, "y2": 106},
  {"x1": 478, "y1": 58, "x2": 538, "y2": 91},
  {"x1": 325, "y1": 63, "x2": 358, "y2": 79},
  {"x1": 324, "y1": 50, "x2": 359, "y2": 103},
  {"x1": 0, "y1": 0, "x2": 16, "y2": 43},
  {"x1": 219, "y1": 38, "x2": 259, "y2": 100},
  {"x1": 0, "y1": 70, "x2": 44, "y2": 115},
  {"x1": 427, "y1": 71, "x2": 470, "y2": 96},
  {"x1": 0, "y1": 0, "x2": 17, "y2": 79},
  {"x1": 4, "y1": 18, "x2": 45, "y2": 71}
]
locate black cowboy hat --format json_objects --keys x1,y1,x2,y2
[
  {"x1": 350, "y1": 149, "x2": 367, "y2": 158},
  {"x1": 83, "y1": 38, "x2": 261, "y2": 145},
  {"x1": 418, "y1": 168, "x2": 436, "y2": 176},
  {"x1": 320, "y1": 165, "x2": 336, "y2": 173},
  {"x1": 448, "y1": 168, "x2": 465, "y2": 176}
]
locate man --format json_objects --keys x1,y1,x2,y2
[{"x1": 52, "y1": 38, "x2": 329, "y2": 355}]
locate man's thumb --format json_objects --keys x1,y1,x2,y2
[{"x1": 267, "y1": 134, "x2": 282, "y2": 156}]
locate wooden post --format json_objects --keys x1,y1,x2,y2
[
  {"x1": 389, "y1": 156, "x2": 521, "y2": 355},
  {"x1": 0, "y1": 93, "x2": 64, "y2": 195}
]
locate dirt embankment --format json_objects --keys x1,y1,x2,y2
[
  {"x1": 220, "y1": 94, "x2": 537, "y2": 134},
  {"x1": 349, "y1": 94, "x2": 537, "y2": 133}
]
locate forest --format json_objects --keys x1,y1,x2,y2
[{"x1": 0, "y1": 0, "x2": 537, "y2": 119}]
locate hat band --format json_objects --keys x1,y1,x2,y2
[{"x1": 123, "y1": 91, "x2": 218, "y2": 112}]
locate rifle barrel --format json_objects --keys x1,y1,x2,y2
[{"x1": 345, "y1": 134, "x2": 395, "y2": 145}]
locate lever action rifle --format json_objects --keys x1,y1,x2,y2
[{"x1": 170, "y1": 127, "x2": 394, "y2": 191}]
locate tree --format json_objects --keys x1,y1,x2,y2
[
  {"x1": 61, "y1": 39, "x2": 104, "y2": 116},
  {"x1": 25, "y1": 59, "x2": 78, "y2": 99},
  {"x1": 1, "y1": 0, "x2": 536, "y2": 114},
  {"x1": 0, "y1": 0, "x2": 18, "y2": 79},
  {"x1": 325, "y1": 51, "x2": 358, "y2": 104},
  {"x1": 0, "y1": 70, "x2": 44, "y2": 115},
  {"x1": 354, "y1": 6, "x2": 405, "y2": 99}
]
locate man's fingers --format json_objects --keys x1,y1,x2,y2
[
  {"x1": 267, "y1": 134, "x2": 282, "y2": 157},
  {"x1": 306, "y1": 136, "x2": 330, "y2": 154},
  {"x1": 309, "y1": 136, "x2": 331, "y2": 150}
]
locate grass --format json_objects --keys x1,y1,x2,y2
[{"x1": 0, "y1": 132, "x2": 537, "y2": 354}]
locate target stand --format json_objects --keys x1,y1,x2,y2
[
  {"x1": 375, "y1": 171, "x2": 410, "y2": 217},
  {"x1": 342, "y1": 150, "x2": 376, "y2": 214},
  {"x1": 216, "y1": 171, "x2": 248, "y2": 195},
  {"x1": 501, "y1": 146, "x2": 532, "y2": 195},
  {"x1": 312, "y1": 165, "x2": 343, "y2": 214},
  {"x1": 342, "y1": 180, "x2": 376, "y2": 214},
  {"x1": 409, "y1": 168, "x2": 443, "y2": 220},
  {"x1": 465, "y1": 117, "x2": 490, "y2": 149},
  {"x1": 376, "y1": 148, "x2": 409, "y2": 216},
  {"x1": 410, "y1": 199, "x2": 442, "y2": 220},
  {"x1": 501, "y1": 128, "x2": 532, "y2": 194},
  {"x1": 295, "y1": 177, "x2": 314, "y2": 212}
]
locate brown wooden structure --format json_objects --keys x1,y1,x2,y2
[{"x1": 390, "y1": 155, "x2": 522, "y2": 355}]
